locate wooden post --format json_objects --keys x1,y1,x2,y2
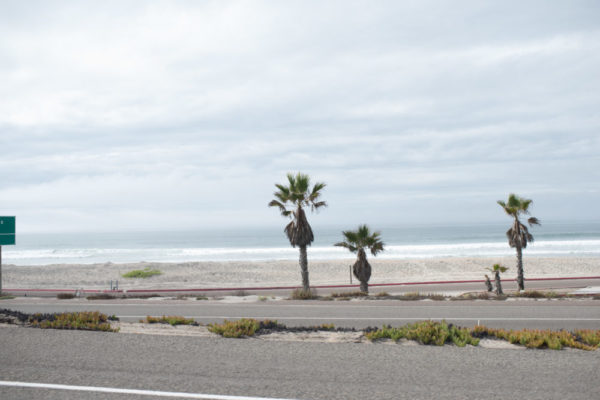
[{"x1": 349, "y1": 265, "x2": 352, "y2": 284}]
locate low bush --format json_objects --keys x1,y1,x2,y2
[
  {"x1": 208, "y1": 318, "x2": 260, "y2": 338},
  {"x1": 515, "y1": 291, "x2": 555, "y2": 299},
  {"x1": 365, "y1": 320, "x2": 479, "y2": 347},
  {"x1": 0, "y1": 295, "x2": 15, "y2": 300},
  {"x1": 374, "y1": 291, "x2": 390, "y2": 297},
  {"x1": 122, "y1": 267, "x2": 162, "y2": 279},
  {"x1": 331, "y1": 291, "x2": 368, "y2": 298},
  {"x1": 196, "y1": 296, "x2": 209, "y2": 300},
  {"x1": 471, "y1": 326, "x2": 599, "y2": 350},
  {"x1": 29, "y1": 311, "x2": 118, "y2": 332},
  {"x1": 56, "y1": 293, "x2": 76, "y2": 299},
  {"x1": 290, "y1": 288, "x2": 318, "y2": 300},
  {"x1": 144, "y1": 315, "x2": 196, "y2": 326},
  {"x1": 87, "y1": 293, "x2": 117, "y2": 300}
]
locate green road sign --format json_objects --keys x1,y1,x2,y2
[{"x1": 0, "y1": 216, "x2": 15, "y2": 245}]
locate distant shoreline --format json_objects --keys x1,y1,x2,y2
[{"x1": 4, "y1": 256, "x2": 599, "y2": 290}]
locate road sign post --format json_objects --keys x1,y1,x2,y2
[{"x1": 0, "y1": 216, "x2": 16, "y2": 294}]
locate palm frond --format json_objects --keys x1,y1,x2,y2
[
  {"x1": 528, "y1": 217, "x2": 541, "y2": 226},
  {"x1": 334, "y1": 241, "x2": 357, "y2": 253}
]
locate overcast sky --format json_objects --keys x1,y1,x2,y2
[{"x1": 1, "y1": 1, "x2": 599, "y2": 233}]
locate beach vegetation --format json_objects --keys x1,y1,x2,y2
[
  {"x1": 29, "y1": 311, "x2": 118, "y2": 332},
  {"x1": 122, "y1": 267, "x2": 162, "y2": 278},
  {"x1": 258, "y1": 296, "x2": 268, "y2": 301},
  {"x1": 334, "y1": 224, "x2": 384, "y2": 294},
  {"x1": 269, "y1": 172, "x2": 327, "y2": 291},
  {"x1": 471, "y1": 326, "x2": 599, "y2": 350},
  {"x1": 0, "y1": 295, "x2": 15, "y2": 300},
  {"x1": 330, "y1": 291, "x2": 368, "y2": 298},
  {"x1": 486, "y1": 264, "x2": 508, "y2": 295},
  {"x1": 208, "y1": 318, "x2": 260, "y2": 338},
  {"x1": 497, "y1": 194, "x2": 541, "y2": 291},
  {"x1": 375, "y1": 291, "x2": 390, "y2": 297},
  {"x1": 290, "y1": 288, "x2": 318, "y2": 300},
  {"x1": 87, "y1": 293, "x2": 117, "y2": 300},
  {"x1": 56, "y1": 293, "x2": 76, "y2": 299},
  {"x1": 196, "y1": 295, "x2": 209, "y2": 300},
  {"x1": 365, "y1": 320, "x2": 479, "y2": 347},
  {"x1": 143, "y1": 315, "x2": 196, "y2": 326},
  {"x1": 515, "y1": 290, "x2": 559, "y2": 299}
]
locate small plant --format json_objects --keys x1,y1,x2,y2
[
  {"x1": 29, "y1": 311, "x2": 118, "y2": 332},
  {"x1": 87, "y1": 293, "x2": 117, "y2": 300},
  {"x1": 122, "y1": 267, "x2": 162, "y2": 279},
  {"x1": 331, "y1": 291, "x2": 368, "y2": 298},
  {"x1": 144, "y1": 315, "x2": 196, "y2": 326},
  {"x1": 0, "y1": 295, "x2": 15, "y2": 300},
  {"x1": 208, "y1": 318, "x2": 260, "y2": 338},
  {"x1": 516, "y1": 291, "x2": 558, "y2": 299},
  {"x1": 258, "y1": 296, "x2": 268, "y2": 302},
  {"x1": 471, "y1": 325, "x2": 599, "y2": 350},
  {"x1": 290, "y1": 288, "x2": 318, "y2": 300},
  {"x1": 56, "y1": 293, "x2": 75, "y2": 299},
  {"x1": 366, "y1": 320, "x2": 479, "y2": 347},
  {"x1": 375, "y1": 291, "x2": 390, "y2": 297},
  {"x1": 196, "y1": 296, "x2": 209, "y2": 300}
]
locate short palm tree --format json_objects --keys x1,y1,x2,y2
[
  {"x1": 334, "y1": 225, "x2": 384, "y2": 294},
  {"x1": 497, "y1": 194, "x2": 541, "y2": 291},
  {"x1": 487, "y1": 264, "x2": 508, "y2": 295},
  {"x1": 269, "y1": 173, "x2": 327, "y2": 291}
]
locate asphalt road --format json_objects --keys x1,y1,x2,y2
[
  {"x1": 2, "y1": 298, "x2": 600, "y2": 330},
  {"x1": 1, "y1": 326, "x2": 599, "y2": 400}
]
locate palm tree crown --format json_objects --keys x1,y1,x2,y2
[
  {"x1": 268, "y1": 172, "x2": 327, "y2": 247},
  {"x1": 497, "y1": 193, "x2": 541, "y2": 249},
  {"x1": 334, "y1": 224, "x2": 384, "y2": 256}
]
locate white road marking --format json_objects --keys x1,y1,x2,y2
[{"x1": 0, "y1": 381, "x2": 300, "y2": 400}]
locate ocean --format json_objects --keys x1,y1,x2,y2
[{"x1": 3, "y1": 221, "x2": 600, "y2": 266}]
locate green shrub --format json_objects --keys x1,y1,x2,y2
[
  {"x1": 87, "y1": 293, "x2": 117, "y2": 300},
  {"x1": 208, "y1": 318, "x2": 260, "y2": 338},
  {"x1": 331, "y1": 291, "x2": 368, "y2": 298},
  {"x1": 196, "y1": 295, "x2": 209, "y2": 300},
  {"x1": 122, "y1": 267, "x2": 162, "y2": 278},
  {"x1": 290, "y1": 288, "x2": 317, "y2": 300},
  {"x1": 471, "y1": 326, "x2": 599, "y2": 350},
  {"x1": 0, "y1": 295, "x2": 15, "y2": 300},
  {"x1": 29, "y1": 311, "x2": 118, "y2": 332},
  {"x1": 365, "y1": 320, "x2": 479, "y2": 347},
  {"x1": 56, "y1": 293, "x2": 75, "y2": 299},
  {"x1": 258, "y1": 296, "x2": 268, "y2": 302},
  {"x1": 143, "y1": 315, "x2": 195, "y2": 326}
]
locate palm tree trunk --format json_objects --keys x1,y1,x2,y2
[
  {"x1": 360, "y1": 280, "x2": 368, "y2": 293},
  {"x1": 516, "y1": 246, "x2": 524, "y2": 291},
  {"x1": 494, "y1": 271, "x2": 503, "y2": 295},
  {"x1": 299, "y1": 244, "x2": 309, "y2": 291}
]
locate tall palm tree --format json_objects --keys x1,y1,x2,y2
[
  {"x1": 486, "y1": 264, "x2": 508, "y2": 295},
  {"x1": 334, "y1": 225, "x2": 384, "y2": 293},
  {"x1": 497, "y1": 194, "x2": 541, "y2": 291},
  {"x1": 269, "y1": 173, "x2": 327, "y2": 291}
]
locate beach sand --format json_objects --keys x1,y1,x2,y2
[{"x1": 3, "y1": 256, "x2": 599, "y2": 290}]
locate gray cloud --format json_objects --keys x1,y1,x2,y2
[{"x1": 1, "y1": 1, "x2": 599, "y2": 232}]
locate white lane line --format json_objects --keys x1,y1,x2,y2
[
  {"x1": 0, "y1": 381, "x2": 300, "y2": 400},
  {"x1": 119, "y1": 315, "x2": 600, "y2": 321}
]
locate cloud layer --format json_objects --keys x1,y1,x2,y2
[{"x1": 1, "y1": 1, "x2": 599, "y2": 232}]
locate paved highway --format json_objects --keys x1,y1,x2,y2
[
  {"x1": 1, "y1": 326, "x2": 599, "y2": 400},
  {"x1": 2, "y1": 297, "x2": 600, "y2": 330}
]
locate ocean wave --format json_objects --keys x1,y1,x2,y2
[{"x1": 3, "y1": 239, "x2": 599, "y2": 265}]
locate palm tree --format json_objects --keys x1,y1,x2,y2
[
  {"x1": 497, "y1": 194, "x2": 541, "y2": 291},
  {"x1": 334, "y1": 225, "x2": 384, "y2": 294},
  {"x1": 487, "y1": 264, "x2": 508, "y2": 295},
  {"x1": 268, "y1": 173, "x2": 327, "y2": 291}
]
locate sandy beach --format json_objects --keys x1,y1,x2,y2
[{"x1": 3, "y1": 256, "x2": 599, "y2": 290}]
